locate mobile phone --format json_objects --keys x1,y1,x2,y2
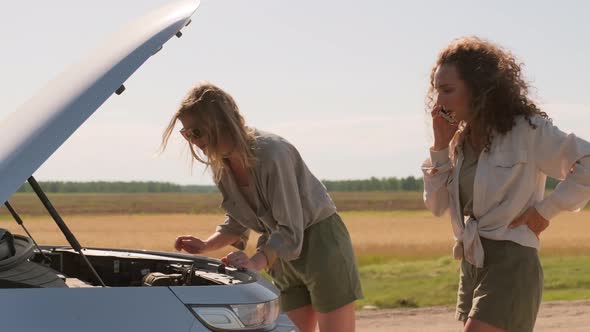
[{"x1": 439, "y1": 107, "x2": 456, "y2": 123}]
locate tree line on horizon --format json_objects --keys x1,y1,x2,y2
[{"x1": 15, "y1": 177, "x2": 561, "y2": 193}]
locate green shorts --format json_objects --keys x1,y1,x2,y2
[
  {"x1": 269, "y1": 213, "x2": 363, "y2": 313},
  {"x1": 456, "y1": 237, "x2": 543, "y2": 332}
]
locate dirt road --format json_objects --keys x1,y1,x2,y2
[{"x1": 356, "y1": 300, "x2": 590, "y2": 331}]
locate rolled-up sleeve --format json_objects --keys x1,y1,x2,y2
[
  {"x1": 533, "y1": 118, "x2": 590, "y2": 220},
  {"x1": 422, "y1": 147, "x2": 453, "y2": 216},
  {"x1": 259, "y1": 145, "x2": 305, "y2": 265},
  {"x1": 215, "y1": 215, "x2": 250, "y2": 250}
]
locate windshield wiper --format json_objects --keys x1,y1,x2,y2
[{"x1": 27, "y1": 176, "x2": 106, "y2": 287}]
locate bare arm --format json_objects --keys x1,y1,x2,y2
[{"x1": 204, "y1": 232, "x2": 241, "y2": 251}]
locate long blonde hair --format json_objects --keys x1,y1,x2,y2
[{"x1": 161, "y1": 82, "x2": 257, "y2": 182}]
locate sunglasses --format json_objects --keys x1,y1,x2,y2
[{"x1": 179, "y1": 127, "x2": 204, "y2": 140}]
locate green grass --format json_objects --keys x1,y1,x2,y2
[
  {"x1": 542, "y1": 256, "x2": 590, "y2": 301},
  {"x1": 357, "y1": 255, "x2": 590, "y2": 309}
]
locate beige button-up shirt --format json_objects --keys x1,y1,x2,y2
[
  {"x1": 422, "y1": 115, "x2": 590, "y2": 268},
  {"x1": 215, "y1": 130, "x2": 336, "y2": 266}
]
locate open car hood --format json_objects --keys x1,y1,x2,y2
[{"x1": 0, "y1": 0, "x2": 199, "y2": 204}]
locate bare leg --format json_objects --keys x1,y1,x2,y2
[
  {"x1": 464, "y1": 318, "x2": 506, "y2": 332},
  {"x1": 317, "y1": 302, "x2": 356, "y2": 332},
  {"x1": 286, "y1": 305, "x2": 317, "y2": 332}
]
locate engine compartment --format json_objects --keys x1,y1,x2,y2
[{"x1": 27, "y1": 247, "x2": 249, "y2": 288}]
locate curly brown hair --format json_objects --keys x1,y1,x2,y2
[{"x1": 427, "y1": 36, "x2": 549, "y2": 151}]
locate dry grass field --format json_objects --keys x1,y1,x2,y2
[{"x1": 1, "y1": 210, "x2": 589, "y2": 259}]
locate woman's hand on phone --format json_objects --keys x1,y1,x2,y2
[{"x1": 431, "y1": 105, "x2": 459, "y2": 151}]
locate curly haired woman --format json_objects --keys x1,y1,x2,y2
[{"x1": 422, "y1": 37, "x2": 590, "y2": 332}]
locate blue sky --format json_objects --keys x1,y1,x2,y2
[{"x1": 0, "y1": 0, "x2": 588, "y2": 185}]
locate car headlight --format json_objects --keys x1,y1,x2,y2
[
  {"x1": 191, "y1": 298, "x2": 280, "y2": 330},
  {"x1": 230, "y1": 299, "x2": 280, "y2": 328}
]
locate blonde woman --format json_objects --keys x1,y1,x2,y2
[
  {"x1": 422, "y1": 37, "x2": 590, "y2": 332},
  {"x1": 162, "y1": 82, "x2": 362, "y2": 332}
]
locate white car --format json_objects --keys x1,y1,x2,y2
[{"x1": 0, "y1": 1, "x2": 296, "y2": 331}]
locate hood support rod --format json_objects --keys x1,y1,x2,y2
[{"x1": 27, "y1": 176, "x2": 106, "y2": 287}]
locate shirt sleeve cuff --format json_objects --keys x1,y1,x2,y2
[
  {"x1": 422, "y1": 147, "x2": 451, "y2": 176},
  {"x1": 535, "y1": 199, "x2": 560, "y2": 221},
  {"x1": 430, "y1": 147, "x2": 451, "y2": 167},
  {"x1": 259, "y1": 245, "x2": 278, "y2": 267}
]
